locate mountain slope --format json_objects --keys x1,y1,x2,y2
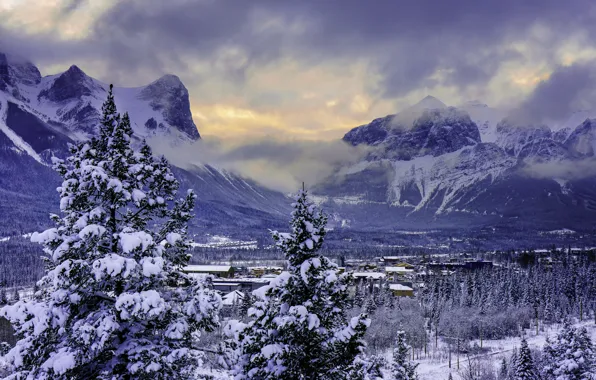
[
  {"x1": 315, "y1": 96, "x2": 596, "y2": 231},
  {"x1": 0, "y1": 51, "x2": 290, "y2": 234}
]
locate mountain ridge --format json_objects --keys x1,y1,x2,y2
[
  {"x1": 316, "y1": 96, "x2": 596, "y2": 230},
  {"x1": 0, "y1": 51, "x2": 291, "y2": 234}
]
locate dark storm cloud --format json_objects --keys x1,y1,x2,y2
[
  {"x1": 85, "y1": 0, "x2": 596, "y2": 95},
  {"x1": 2, "y1": 0, "x2": 596, "y2": 96},
  {"x1": 512, "y1": 62, "x2": 596, "y2": 123}
]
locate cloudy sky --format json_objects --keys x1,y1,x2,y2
[{"x1": 2, "y1": 0, "x2": 596, "y2": 141}]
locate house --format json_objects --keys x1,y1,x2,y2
[
  {"x1": 212, "y1": 282, "x2": 241, "y2": 293},
  {"x1": 357, "y1": 263, "x2": 378, "y2": 271},
  {"x1": 381, "y1": 257, "x2": 415, "y2": 269},
  {"x1": 352, "y1": 272, "x2": 386, "y2": 283},
  {"x1": 248, "y1": 266, "x2": 283, "y2": 277},
  {"x1": 389, "y1": 284, "x2": 414, "y2": 297},
  {"x1": 221, "y1": 290, "x2": 245, "y2": 306},
  {"x1": 183, "y1": 265, "x2": 235, "y2": 278},
  {"x1": 213, "y1": 278, "x2": 270, "y2": 293},
  {"x1": 385, "y1": 266, "x2": 414, "y2": 281}
]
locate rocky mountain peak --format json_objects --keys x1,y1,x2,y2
[
  {"x1": 63, "y1": 65, "x2": 87, "y2": 80},
  {"x1": 153, "y1": 74, "x2": 183, "y2": 88},
  {"x1": 39, "y1": 64, "x2": 103, "y2": 103},
  {"x1": 139, "y1": 74, "x2": 200, "y2": 140},
  {"x1": 0, "y1": 51, "x2": 41, "y2": 91},
  {"x1": 564, "y1": 119, "x2": 596, "y2": 157},
  {"x1": 494, "y1": 120, "x2": 552, "y2": 156},
  {"x1": 345, "y1": 107, "x2": 480, "y2": 160}
]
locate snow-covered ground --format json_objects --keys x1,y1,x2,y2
[
  {"x1": 415, "y1": 321, "x2": 596, "y2": 379},
  {"x1": 190, "y1": 235, "x2": 257, "y2": 249}
]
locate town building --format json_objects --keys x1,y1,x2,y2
[{"x1": 183, "y1": 265, "x2": 235, "y2": 278}]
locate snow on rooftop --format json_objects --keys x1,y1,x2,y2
[
  {"x1": 183, "y1": 265, "x2": 232, "y2": 272},
  {"x1": 385, "y1": 266, "x2": 414, "y2": 273},
  {"x1": 215, "y1": 278, "x2": 270, "y2": 283},
  {"x1": 221, "y1": 290, "x2": 244, "y2": 306},
  {"x1": 389, "y1": 284, "x2": 413, "y2": 291}
]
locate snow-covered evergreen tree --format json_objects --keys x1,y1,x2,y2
[
  {"x1": 391, "y1": 330, "x2": 418, "y2": 380},
  {"x1": 542, "y1": 322, "x2": 595, "y2": 380},
  {"x1": 354, "y1": 285, "x2": 365, "y2": 308},
  {"x1": 349, "y1": 354, "x2": 385, "y2": 380},
  {"x1": 0, "y1": 85, "x2": 221, "y2": 379},
  {"x1": 239, "y1": 291, "x2": 253, "y2": 318},
  {"x1": 231, "y1": 189, "x2": 370, "y2": 379},
  {"x1": 498, "y1": 357, "x2": 508, "y2": 380},
  {"x1": 512, "y1": 337, "x2": 539, "y2": 380},
  {"x1": 365, "y1": 296, "x2": 378, "y2": 315}
]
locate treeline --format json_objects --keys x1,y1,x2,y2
[
  {"x1": 0, "y1": 237, "x2": 44, "y2": 288},
  {"x1": 419, "y1": 251, "x2": 596, "y2": 343}
]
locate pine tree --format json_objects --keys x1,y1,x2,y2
[
  {"x1": 512, "y1": 337, "x2": 539, "y2": 380},
  {"x1": 239, "y1": 291, "x2": 253, "y2": 318},
  {"x1": 0, "y1": 289, "x2": 7, "y2": 306},
  {"x1": 349, "y1": 355, "x2": 385, "y2": 380},
  {"x1": 364, "y1": 295, "x2": 378, "y2": 315},
  {"x1": 11, "y1": 287, "x2": 19, "y2": 303},
  {"x1": 391, "y1": 330, "x2": 418, "y2": 380},
  {"x1": 498, "y1": 357, "x2": 508, "y2": 380},
  {"x1": 0, "y1": 85, "x2": 221, "y2": 379},
  {"x1": 354, "y1": 285, "x2": 365, "y2": 308},
  {"x1": 542, "y1": 321, "x2": 595, "y2": 380},
  {"x1": 231, "y1": 189, "x2": 370, "y2": 379}
]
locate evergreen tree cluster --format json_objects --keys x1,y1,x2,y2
[
  {"x1": 228, "y1": 190, "x2": 372, "y2": 379},
  {"x1": 391, "y1": 330, "x2": 418, "y2": 380},
  {"x1": 512, "y1": 337, "x2": 539, "y2": 380},
  {"x1": 503, "y1": 323, "x2": 596, "y2": 380},
  {"x1": 419, "y1": 258, "x2": 596, "y2": 340},
  {"x1": 0, "y1": 86, "x2": 221, "y2": 379},
  {"x1": 541, "y1": 322, "x2": 595, "y2": 380}
]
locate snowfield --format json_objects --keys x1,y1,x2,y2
[{"x1": 415, "y1": 321, "x2": 596, "y2": 379}]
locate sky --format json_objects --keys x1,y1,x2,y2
[{"x1": 2, "y1": 0, "x2": 596, "y2": 142}]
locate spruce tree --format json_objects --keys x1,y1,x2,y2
[
  {"x1": 364, "y1": 296, "x2": 378, "y2": 315},
  {"x1": 354, "y1": 285, "x2": 365, "y2": 308},
  {"x1": 231, "y1": 189, "x2": 370, "y2": 379},
  {"x1": 542, "y1": 322, "x2": 595, "y2": 380},
  {"x1": 0, "y1": 85, "x2": 221, "y2": 379},
  {"x1": 498, "y1": 357, "x2": 508, "y2": 380},
  {"x1": 239, "y1": 291, "x2": 253, "y2": 318},
  {"x1": 512, "y1": 337, "x2": 539, "y2": 380},
  {"x1": 349, "y1": 354, "x2": 385, "y2": 380},
  {"x1": 391, "y1": 330, "x2": 418, "y2": 380}
]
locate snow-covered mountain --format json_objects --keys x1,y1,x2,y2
[
  {"x1": 0, "y1": 51, "x2": 290, "y2": 233},
  {"x1": 315, "y1": 96, "x2": 596, "y2": 230},
  {"x1": 459, "y1": 100, "x2": 505, "y2": 143},
  {"x1": 3, "y1": 51, "x2": 596, "y2": 234},
  {"x1": 1, "y1": 53, "x2": 200, "y2": 144}
]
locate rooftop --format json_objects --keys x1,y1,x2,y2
[
  {"x1": 389, "y1": 284, "x2": 413, "y2": 291},
  {"x1": 385, "y1": 267, "x2": 414, "y2": 273},
  {"x1": 352, "y1": 272, "x2": 386, "y2": 279},
  {"x1": 183, "y1": 265, "x2": 233, "y2": 272}
]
